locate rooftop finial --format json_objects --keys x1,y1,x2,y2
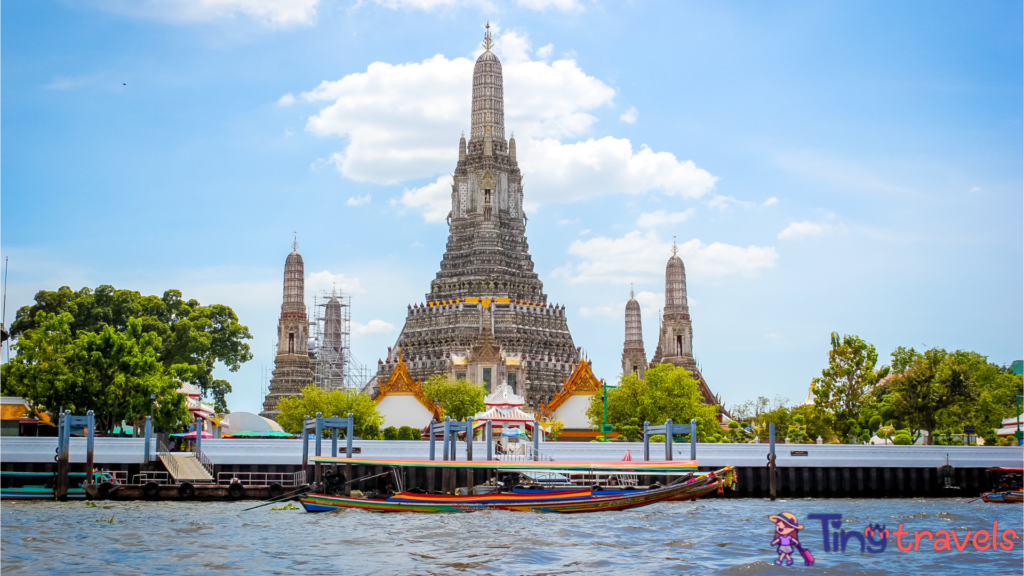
[
  {"x1": 292, "y1": 231, "x2": 299, "y2": 252},
  {"x1": 672, "y1": 235, "x2": 677, "y2": 256},
  {"x1": 630, "y1": 283, "x2": 634, "y2": 299},
  {"x1": 482, "y1": 21, "x2": 494, "y2": 52}
]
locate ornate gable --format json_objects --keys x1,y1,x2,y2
[
  {"x1": 539, "y1": 359, "x2": 603, "y2": 417},
  {"x1": 376, "y1": 352, "x2": 442, "y2": 417}
]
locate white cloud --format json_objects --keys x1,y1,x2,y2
[
  {"x1": 394, "y1": 175, "x2": 452, "y2": 223},
  {"x1": 637, "y1": 208, "x2": 695, "y2": 228},
  {"x1": 579, "y1": 305, "x2": 615, "y2": 318},
  {"x1": 352, "y1": 319, "x2": 396, "y2": 336},
  {"x1": 370, "y1": 0, "x2": 583, "y2": 10},
  {"x1": 278, "y1": 93, "x2": 295, "y2": 106},
  {"x1": 306, "y1": 270, "x2": 366, "y2": 293},
  {"x1": 634, "y1": 290, "x2": 664, "y2": 317},
  {"x1": 44, "y1": 76, "x2": 94, "y2": 91},
  {"x1": 619, "y1": 106, "x2": 638, "y2": 124},
  {"x1": 564, "y1": 231, "x2": 778, "y2": 284},
  {"x1": 536, "y1": 44, "x2": 554, "y2": 59},
  {"x1": 968, "y1": 186, "x2": 981, "y2": 193},
  {"x1": 297, "y1": 28, "x2": 719, "y2": 218},
  {"x1": 707, "y1": 194, "x2": 753, "y2": 211},
  {"x1": 93, "y1": 0, "x2": 319, "y2": 27},
  {"x1": 521, "y1": 137, "x2": 718, "y2": 204},
  {"x1": 558, "y1": 218, "x2": 580, "y2": 225},
  {"x1": 517, "y1": 0, "x2": 584, "y2": 10},
  {"x1": 346, "y1": 193, "x2": 371, "y2": 206},
  {"x1": 579, "y1": 229, "x2": 590, "y2": 235},
  {"x1": 762, "y1": 197, "x2": 778, "y2": 207},
  {"x1": 778, "y1": 221, "x2": 832, "y2": 240}
]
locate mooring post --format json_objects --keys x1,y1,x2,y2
[
  {"x1": 768, "y1": 422, "x2": 777, "y2": 501},
  {"x1": 330, "y1": 414, "x2": 339, "y2": 480},
  {"x1": 56, "y1": 411, "x2": 69, "y2": 502},
  {"x1": 466, "y1": 417, "x2": 474, "y2": 494},
  {"x1": 345, "y1": 413, "x2": 353, "y2": 497},
  {"x1": 143, "y1": 415, "x2": 153, "y2": 467},
  {"x1": 643, "y1": 421, "x2": 650, "y2": 461},
  {"x1": 301, "y1": 416, "x2": 310, "y2": 481},
  {"x1": 689, "y1": 418, "x2": 697, "y2": 462},
  {"x1": 86, "y1": 410, "x2": 95, "y2": 485},
  {"x1": 532, "y1": 420, "x2": 540, "y2": 461},
  {"x1": 442, "y1": 417, "x2": 451, "y2": 494},
  {"x1": 428, "y1": 419, "x2": 437, "y2": 461},
  {"x1": 665, "y1": 418, "x2": 673, "y2": 461},
  {"x1": 485, "y1": 420, "x2": 492, "y2": 460},
  {"x1": 314, "y1": 412, "x2": 323, "y2": 485}
]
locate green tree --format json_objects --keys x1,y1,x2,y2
[
  {"x1": 10, "y1": 285, "x2": 253, "y2": 413},
  {"x1": 397, "y1": 426, "x2": 420, "y2": 440},
  {"x1": 585, "y1": 364, "x2": 720, "y2": 440},
  {"x1": 0, "y1": 312, "x2": 190, "y2": 434},
  {"x1": 276, "y1": 385, "x2": 384, "y2": 437},
  {"x1": 616, "y1": 417, "x2": 642, "y2": 442},
  {"x1": 811, "y1": 332, "x2": 890, "y2": 442},
  {"x1": 383, "y1": 426, "x2": 399, "y2": 440},
  {"x1": 422, "y1": 375, "x2": 486, "y2": 421}
]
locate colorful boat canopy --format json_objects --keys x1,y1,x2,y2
[{"x1": 308, "y1": 456, "x2": 697, "y2": 472}]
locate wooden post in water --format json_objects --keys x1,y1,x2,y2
[
  {"x1": 643, "y1": 421, "x2": 650, "y2": 461},
  {"x1": 143, "y1": 415, "x2": 152, "y2": 469},
  {"x1": 441, "y1": 417, "x2": 451, "y2": 495},
  {"x1": 466, "y1": 417, "x2": 474, "y2": 494},
  {"x1": 301, "y1": 416, "x2": 310, "y2": 483},
  {"x1": 485, "y1": 420, "x2": 493, "y2": 487},
  {"x1": 768, "y1": 422, "x2": 777, "y2": 501},
  {"x1": 345, "y1": 413, "x2": 353, "y2": 497},
  {"x1": 427, "y1": 419, "x2": 436, "y2": 494},
  {"x1": 331, "y1": 415, "x2": 339, "y2": 481},
  {"x1": 55, "y1": 411, "x2": 69, "y2": 502},
  {"x1": 85, "y1": 411, "x2": 95, "y2": 486},
  {"x1": 314, "y1": 412, "x2": 323, "y2": 485}
]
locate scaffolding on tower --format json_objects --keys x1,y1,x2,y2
[{"x1": 310, "y1": 289, "x2": 369, "y2": 391}]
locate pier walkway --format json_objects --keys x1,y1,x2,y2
[{"x1": 159, "y1": 453, "x2": 214, "y2": 484}]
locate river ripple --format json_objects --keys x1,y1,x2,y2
[{"x1": 2, "y1": 498, "x2": 1021, "y2": 575}]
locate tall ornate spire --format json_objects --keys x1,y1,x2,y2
[
  {"x1": 470, "y1": 24, "x2": 505, "y2": 145},
  {"x1": 664, "y1": 240, "x2": 688, "y2": 317},
  {"x1": 292, "y1": 231, "x2": 299, "y2": 252},
  {"x1": 482, "y1": 21, "x2": 494, "y2": 52},
  {"x1": 622, "y1": 287, "x2": 647, "y2": 377}
]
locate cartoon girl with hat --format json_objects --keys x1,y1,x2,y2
[{"x1": 770, "y1": 512, "x2": 811, "y2": 566}]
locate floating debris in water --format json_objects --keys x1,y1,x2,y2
[{"x1": 271, "y1": 503, "x2": 300, "y2": 511}]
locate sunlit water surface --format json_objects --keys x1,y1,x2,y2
[{"x1": 2, "y1": 498, "x2": 1021, "y2": 575}]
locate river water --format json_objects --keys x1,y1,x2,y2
[{"x1": 2, "y1": 498, "x2": 1021, "y2": 574}]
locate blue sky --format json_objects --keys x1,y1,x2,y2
[{"x1": 2, "y1": 0, "x2": 1021, "y2": 415}]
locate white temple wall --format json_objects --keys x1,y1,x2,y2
[
  {"x1": 377, "y1": 395, "x2": 434, "y2": 429},
  {"x1": 552, "y1": 394, "x2": 594, "y2": 429}
]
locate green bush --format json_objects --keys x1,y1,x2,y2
[
  {"x1": 397, "y1": 426, "x2": 419, "y2": 440},
  {"x1": 361, "y1": 422, "x2": 382, "y2": 440},
  {"x1": 383, "y1": 426, "x2": 399, "y2": 440},
  {"x1": 893, "y1": 432, "x2": 914, "y2": 445}
]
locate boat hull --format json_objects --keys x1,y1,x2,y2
[
  {"x1": 300, "y1": 479, "x2": 697, "y2": 514},
  {"x1": 1, "y1": 487, "x2": 87, "y2": 501},
  {"x1": 982, "y1": 490, "x2": 1023, "y2": 504}
]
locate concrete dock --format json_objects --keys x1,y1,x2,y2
[{"x1": 2, "y1": 437, "x2": 1021, "y2": 499}]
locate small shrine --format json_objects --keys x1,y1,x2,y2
[
  {"x1": 374, "y1": 352, "x2": 442, "y2": 429},
  {"x1": 473, "y1": 382, "x2": 539, "y2": 434}
]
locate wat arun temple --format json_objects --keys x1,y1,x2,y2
[{"x1": 263, "y1": 26, "x2": 723, "y2": 429}]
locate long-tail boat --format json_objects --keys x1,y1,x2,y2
[
  {"x1": 981, "y1": 467, "x2": 1022, "y2": 504},
  {"x1": 300, "y1": 478, "x2": 699, "y2": 514},
  {"x1": 510, "y1": 466, "x2": 737, "y2": 502},
  {"x1": 299, "y1": 457, "x2": 713, "y2": 514}
]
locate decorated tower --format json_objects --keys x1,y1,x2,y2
[
  {"x1": 621, "y1": 285, "x2": 648, "y2": 378},
  {"x1": 651, "y1": 238, "x2": 721, "y2": 408},
  {"x1": 370, "y1": 25, "x2": 588, "y2": 412},
  {"x1": 261, "y1": 238, "x2": 315, "y2": 419}
]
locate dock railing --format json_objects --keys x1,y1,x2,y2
[
  {"x1": 156, "y1": 439, "x2": 179, "y2": 480},
  {"x1": 196, "y1": 448, "x2": 215, "y2": 479},
  {"x1": 216, "y1": 471, "x2": 306, "y2": 487},
  {"x1": 132, "y1": 471, "x2": 171, "y2": 485}
]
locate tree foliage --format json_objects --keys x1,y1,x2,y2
[
  {"x1": 811, "y1": 332, "x2": 890, "y2": 441},
  {"x1": 422, "y1": 375, "x2": 487, "y2": 422},
  {"x1": 0, "y1": 312, "x2": 191, "y2": 433},
  {"x1": 9, "y1": 285, "x2": 253, "y2": 412},
  {"x1": 586, "y1": 364, "x2": 720, "y2": 440},
  {"x1": 276, "y1": 385, "x2": 384, "y2": 437}
]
